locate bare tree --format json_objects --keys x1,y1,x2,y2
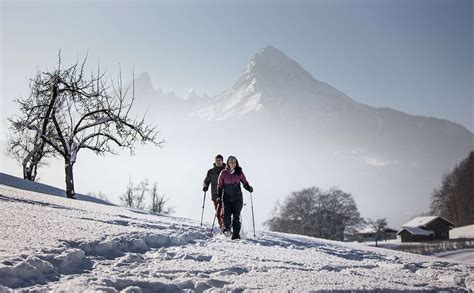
[
  {"x1": 150, "y1": 182, "x2": 174, "y2": 215},
  {"x1": 120, "y1": 178, "x2": 148, "y2": 209},
  {"x1": 7, "y1": 125, "x2": 54, "y2": 181},
  {"x1": 135, "y1": 180, "x2": 149, "y2": 210},
  {"x1": 367, "y1": 218, "x2": 387, "y2": 247},
  {"x1": 7, "y1": 72, "x2": 57, "y2": 181},
  {"x1": 265, "y1": 186, "x2": 363, "y2": 241},
  {"x1": 121, "y1": 178, "x2": 136, "y2": 208},
  {"x1": 11, "y1": 52, "x2": 163, "y2": 198},
  {"x1": 121, "y1": 179, "x2": 173, "y2": 213}
]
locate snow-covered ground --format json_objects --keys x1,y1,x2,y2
[
  {"x1": 358, "y1": 239, "x2": 402, "y2": 250},
  {"x1": 434, "y1": 249, "x2": 474, "y2": 265},
  {"x1": 0, "y1": 172, "x2": 112, "y2": 206},
  {"x1": 0, "y1": 182, "x2": 473, "y2": 292}
]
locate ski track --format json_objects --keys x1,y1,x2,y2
[{"x1": 0, "y1": 184, "x2": 473, "y2": 292}]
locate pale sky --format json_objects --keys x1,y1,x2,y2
[{"x1": 1, "y1": 0, "x2": 473, "y2": 132}]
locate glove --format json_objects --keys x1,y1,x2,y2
[
  {"x1": 244, "y1": 185, "x2": 253, "y2": 193},
  {"x1": 203, "y1": 186, "x2": 208, "y2": 192}
]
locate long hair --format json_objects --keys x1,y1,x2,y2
[{"x1": 227, "y1": 155, "x2": 242, "y2": 175}]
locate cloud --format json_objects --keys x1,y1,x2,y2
[{"x1": 363, "y1": 157, "x2": 398, "y2": 167}]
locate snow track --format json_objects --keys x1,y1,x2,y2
[{"x1": 0, "y1": 183, "x2": 473, "y2": 292}]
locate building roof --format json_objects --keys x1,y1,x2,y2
[
  {"x1": 450, "y1": 224, "x2": 474, "y2": 239},
  {"x1": 384, "y1": 228, "x2": 398, "y2": 233},
  {"x1": 402, "y1": 216, "x2": 455, "y2": 228},
  {"x1": 397, "y1": 227, "x2": 435, "y2": 236},
  {"x1": 358, "y1": 227, "x2": 398, "y2": 234},
  {"x1": 358, "y1": 227, "x2": 376, "y2": 234}
]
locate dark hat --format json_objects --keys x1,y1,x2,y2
[{"x1": 215, "y1": 154, "x2": 224, "y2": 160}]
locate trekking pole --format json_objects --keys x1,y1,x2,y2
[
  {"x1": 250, "y1": 192, "x2": 256, "y2": 238},
  {"x1": 210, "y1": 199, "x2": 222, "y2": 237},
  {"x1": 200, "y1": 191, "x2": 206, "y2": 226},
  {"x1": 210, "y1": 214, "x2": 216, "y2": 237},
  {"x1": 240, "y1": 203, "x2": 246, "y2": 235}
]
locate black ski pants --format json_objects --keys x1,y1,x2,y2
[{"x1": 223, "y1": 198, "x2": 243, "y2": 237}]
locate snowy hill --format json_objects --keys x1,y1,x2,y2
[
  {"x1": 0, "y1": 172, "x2": 112, "y2": 206},
  {"x1": 0, "y1": 180, "x2": 473, "y2": 291}
]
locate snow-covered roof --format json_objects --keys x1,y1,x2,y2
[
  {"x1": 358, "y1": 227, "x2": 376, "y2": 234},
  {"x1": 450, "y1": 225, "x2": 474, "y2": 239},
  {"x1": 402, "y1": 216, "x2": 454, "y2": 228},
  {"x1": 357, "y1": 227, "x2": 398, "y2": 234},
  {"x1": 397, "y1": 227, "x2": 434, "y2": 236}
]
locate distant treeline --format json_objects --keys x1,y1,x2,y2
[{"x1": 430, "y1": 151, "x2": 474, "y2": 227}]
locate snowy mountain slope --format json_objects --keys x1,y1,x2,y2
[
  {"x1": 0, "y1": 172, "x2": 112, "y2": 206},
  {"x1": 0, "y1": 183, "x2": 473, "y2": 292},
  {"x1": 130, "y1": 46, "x2": 473, "y2": 163},
  {"x1": 191, "y1": 46, "x2": 473, "y2": 161},
  {"x1": 193, "y1": 45, "x2": 356, "y2": 121},
  {"x1": 130, "y1": 72, "x2": 210, "y2": 119}
]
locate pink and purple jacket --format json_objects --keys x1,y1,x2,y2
[{"x1": 217, "y1": 168, "x2": 250, "y2": 200}]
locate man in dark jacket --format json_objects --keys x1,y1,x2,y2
[{"x1": 203, "y1": 154, "x2": 226, "y2": 228}]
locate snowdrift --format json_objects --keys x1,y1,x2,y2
[{"x1": 0, "y1": 176, "x2": 472, "y2": 292}]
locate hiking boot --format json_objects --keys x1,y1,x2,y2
[{"x1": 222, "y1": 227, "x2": 232, "y2": 237}]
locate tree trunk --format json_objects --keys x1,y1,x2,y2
[
  {"x1": 22, "y1": 164, "x2": 29, "y2": 180},
  {"x1": 65, "y1": 160, "x2": 76, "y2": 199},
  {"x1": 23, "y1": 164, "x2": 37, "y2": 181},
  {"x1": 31, "y1": 163, "x2": 38, "y2": 181}
]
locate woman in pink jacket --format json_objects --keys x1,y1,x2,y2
[{"x1": 217, "y1": 155, "x2": 253, "y2": 239}]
